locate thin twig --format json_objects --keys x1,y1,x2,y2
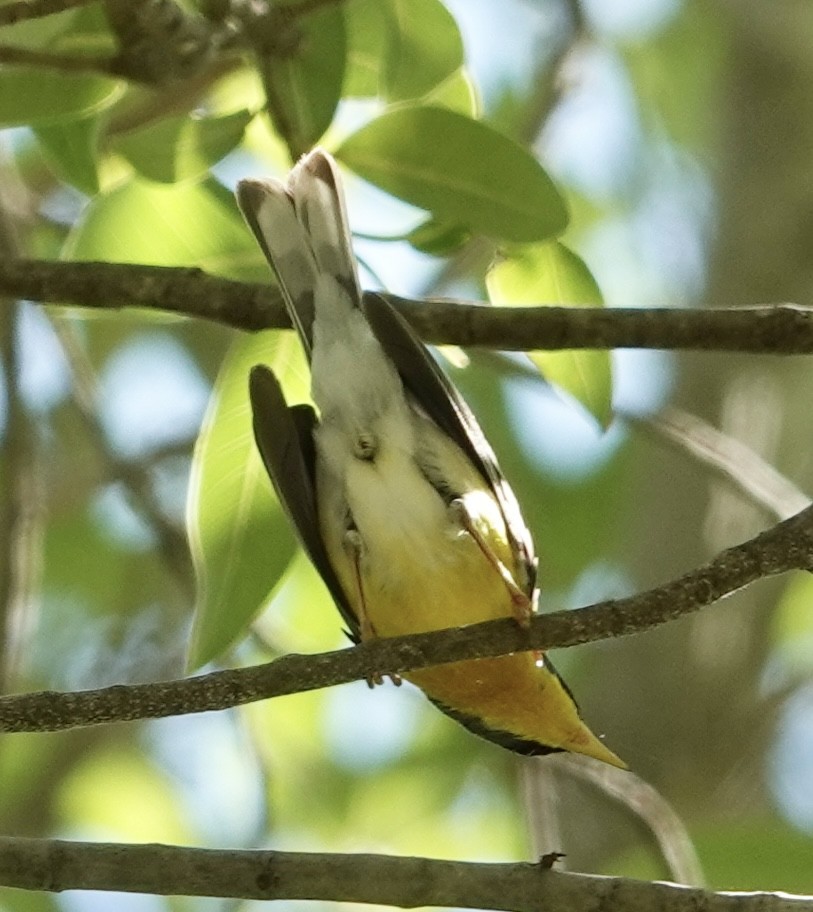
[
  {"x1": 550, "y1": 755, "x2": 705, "y2": 887},
  {"x1": 0, "y1": 503, "x2": 811, "y2": 734},
  {"x1": 2, "y1": 259, "x2": 813, "y2": 353},
  {"x1": 0, "y1": 837, "x2": 812, "y2": 909}
]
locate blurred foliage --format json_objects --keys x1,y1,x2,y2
[{"x1": 0, "y1": 0, "x2": 812, "y2": 909}]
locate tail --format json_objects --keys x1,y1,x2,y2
[{"x1": 236, "y1": 149, "x2": 361, "y2": 357}]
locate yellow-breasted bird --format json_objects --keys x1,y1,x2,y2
[{"x1": 237, "y1": 149, "x2": 624, "y2": 768}]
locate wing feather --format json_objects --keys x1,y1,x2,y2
[
  {"x1": 249, "y1": 365, "x2": 360, "y2": 640},
  {"x1": 362, "y1": 292, "x2": 537, "y2": 598}
]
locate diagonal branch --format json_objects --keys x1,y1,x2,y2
[
  {"x1": 630, "y1": 406, "x2": 811, "y2": 522},
  {"x1": 0, "y1": 836, "x2": 811, "y2": 909},
  {"x1": 1, "y1": 504, "x2": 811, "y2": 735},
  {"x1": 549, "y1": 755, "x2": 704, "y2": 886},
  {"x1": 1, "y1": 259, "x2": 813, "y2": 352}
]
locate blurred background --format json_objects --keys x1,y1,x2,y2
[{"x1": 1, "y1": 0, "x2": 813, "y2": 907}]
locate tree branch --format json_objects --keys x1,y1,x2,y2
[
  {"x1": 0, "y1": 837, "x2": 811, "y2": 909},
  {"x1": 2, "y1": 260, "x2": 280, "y2": 330},
  {"x1": 1, "y1": 504, "x2": 811, "y2": 734},
  {"x1": 103, "y1": 0, "x2": 220, "y2": 84},
  {"x1": 1, "y1": 259, "x2": 813, "y2": 352}
]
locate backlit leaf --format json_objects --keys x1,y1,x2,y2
[
  {"x1": 64, "y1": 176, "x2": 259, "y2": 278},
  {"x1": 35, "y1": 114, "x2": 101, "y2": 196},
  {"x1": 187, "y1": 330, "x2": 309, "y2": 668},
  {"x1": 337, "y1": 106, "x2": 567, "y2": 242},
  {"x1": 0, "y1": 69, "x2": 121, "y2": 127},
  {"x1": 262, "y1": 2, "x2": 346, "y2": 157},
  {"x1": 115, "y1": 110, "x2": 254, "y2": 184},
  {"x1": 381, "y1": 0, "x2": 464, "y2": 101},
  {"x1": 488, "y1": 242, "x2": 613, "y2": 428}
]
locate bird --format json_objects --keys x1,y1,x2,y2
[{"x1": 236, "y1": 149, "x2": 624, "y2": 768}]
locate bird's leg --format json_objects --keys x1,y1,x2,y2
[
  {"x1": 343, "y1": 529, "x2": 402, "y2": 688},
  {"x1": 449, "y1": 498, "x2": 534, "y2": 628}
]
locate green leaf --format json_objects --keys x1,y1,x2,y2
[
  {"x1": 343, "y1": 0, "x2": 467, "y2": 102},
  {"x1": 0, "y1": 68, "x2": 122, "y2": 127},
  {"x1": 187, "y1": 330, "x2": 309, "y2": 669},
  {"x1": 487, "y1": 242, "x2": 613, "y2": 428},
  {"x1": 422, "y1": 67, "x2": 479, "y2": 116},
  {"x1": 407, "y1": 218, "x2": 470, "y2": 256},
  {"x1": 2, "y1": 2, "x2": 114, "y2": 53},
  {"x1": 262, "y1": 3, "x2": 346, "y2": 156},
  {"x1": 337, "y1": 106, "x2": 568, "y2": 242},
  {"x1": 343, "y1": 0, "x2": 389, "y2": 96},
  {"x1": 380, "y1": 0, "x2": 464, "y2": 101},
  {"x1": 63, "y1": 176, "x2": 261, "y2": 278},
  {"x1": 35, "y1": 114, "x2": 101, "y2": 196},
  {"x1": 114, "y1": 109, "x2": 254, "y2": 184},
  {"x1": 61, "y1": 176, "x2": 264, "y2": 367},
  {"x1": 0, "y1": 5, "x2": 118, "y2": 128},
  {"x1": 344, "y1": 0, "x2": 390, "y2": 98}
]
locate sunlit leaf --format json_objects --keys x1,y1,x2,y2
[
  {"x1": 262, "y1": 1, "x2": 346, "y2": 157},
  {"x1": 205, "y1": 65, "x2": 267, "y2": 115},
  {"x1": 35, "y1": 114, "x2": 101, "y2": 196},
  {"x1": 0, "y1": 0, "x2": 116, "y2": 133},
  {"x1": 343, "y1": 0, "x2": 466, "y2": 102},
  {"x1": 380, "y1": 0, "x2": 464, "y2": 101},
  {"x1": 63, "y1": 175, "x2": 260, "y2": 278},
  {"x1": 422, "y1": 67, "x2": 479, "y2": 116},
  {"x1": 187, "y1": 330, "x2": 309, "y2": 669},
  {"x1": 114, "y1": 109, "x2": 254, "y2": 184},
  {"x1": 0, "y1": 69, "x2": 122, "y2": 127},
  {"x1": 343, "y1": 0, "x2": 389, "y2": 96},
  {"x1": 487, "y1": 242, "x2": 613, "y2": 428},
  {"x1": 337, "y1": 106, "x2": 568, "y2": 242},
  {"x1": 406, "y1": 217, "x2": 470, "y2": 256},
  {"x1": 60, "y1": 176, "x2": 263, "y2": 367},
  {"x1": 2, "y1": 2, "x2": 114, "y2": 53}
]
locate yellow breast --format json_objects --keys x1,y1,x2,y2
[
  {"x1": 317, "y1": 427, "x2": 625, "y2": 769},
  {"x1": 329, "y1": 444, "x2": 517, "y2": 636}
]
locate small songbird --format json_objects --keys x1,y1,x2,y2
[{"x1": 237, "y1": 149, "x2": 624, "y2": 768}]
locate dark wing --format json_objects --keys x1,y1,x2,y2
[
  {"x1": 362, "y1": 292, "x2": 537, "y2": 599},
  {"x1": 249, "y1": 365, "x2": 360, "y2": 641}
]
